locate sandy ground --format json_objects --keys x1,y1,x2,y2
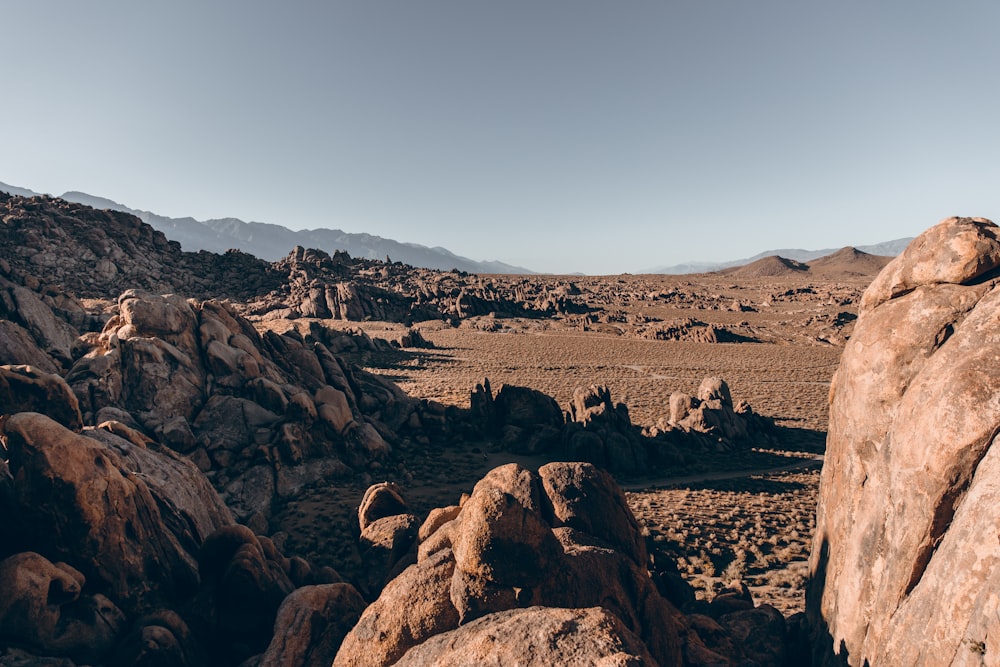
[{"x1": 270, "y1": 273, "x2": 863, "y2": 613}]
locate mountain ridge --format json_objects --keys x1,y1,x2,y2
[
  {"x1": 645, "y1": 238, "x2": 913, "y2": 275},
  {"x1": 2, "y1": 182, "x2": 533, "y2": 275}
]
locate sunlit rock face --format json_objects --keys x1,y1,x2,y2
[{"x1": 808, "y1": 217, "x2": 1000, "y2": 666}]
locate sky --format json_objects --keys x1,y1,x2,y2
[{"x1": 2, "y1": 1, "x2": 999, "y2": 274}]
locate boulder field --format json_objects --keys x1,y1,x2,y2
[{"x1": 2, "y1": 195, "x2": 999, "y2": 665}]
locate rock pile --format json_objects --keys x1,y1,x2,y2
[
  {"x1": 333, "y1": 462, "x2": 790, "y2": 666},
  {"x1": 60, "y1": 289, "x2": 453, "y2": 529},
  {"x1": 471, "y1": 377, "x2": 774, "y2": 473},
  {"x1": 0, "y1": 192, "x2": 281, "y2": 302},
  {"x1": 808, "y1": 217, "x2": 1000, "y2": 665},
  {"x1": 0, "y1": 193, "x2": 594, "y2": 328},
  {"x1": 0, "y1": 367, "x2": 361, "y2": 665},
  {"x1": 655, "y1": 377, "x2": 773, "y2": 448}
]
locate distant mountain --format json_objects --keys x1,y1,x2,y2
[
  {"x1": 711, "y1": 246, "x2": 892, "y2": 280},
  {"x1": 645, "y1": 238, "x2": 914, "y2": 275},
  {"x1": 806, "y1": 246, "x2": 893, "y2": 278},
  {"x1": 0, "y1": 181, "x2": 533, "y2": 274},
  {"x1": 719, "y1": 255, "x2": 810, "y2": 278}
]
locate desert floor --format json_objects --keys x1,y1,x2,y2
[{"x1": 271, "y1": 273, "x2": 865, "y2": 614}]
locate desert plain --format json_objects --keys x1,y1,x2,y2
[{"x1": 268, "y1": 268, "x2": 866, "y2": 615}]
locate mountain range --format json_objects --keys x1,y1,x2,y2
[
  {"x1": 1, "y1": 179, "x2": 912, "y2": 275},
  {"x1": 0, "y1": 181, "x2": 532, "y2": 275},
  {"x1": 644, "y1": 238, "x2": 913, "y2": 275}
]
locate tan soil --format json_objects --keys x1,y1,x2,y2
[{"x1": 270, "y1": 273, "x2": 868, "y2": 613}]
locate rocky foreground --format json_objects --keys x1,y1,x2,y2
[{"x1": 0, "y1": 194, "x2": 998, "y2": 666}]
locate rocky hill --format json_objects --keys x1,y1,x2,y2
[
  {"x1": 719, "y1": 255, "x2": 810, "y2": 278},
  {"x1": 803, "y1": 246, "x2": 892, "y2": 279},
  {"x1": 0, "y1": 193, "x2": 583, "y2": 329},
  {"x1": 0, "y1": 181, "x2": 532, "y2": 274}
]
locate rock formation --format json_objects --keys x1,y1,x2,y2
[
  {"x1": 0, "y1": 367, "x2": 366, "y2": 665},
  {"x1": 337, "y1": 463, "x2": 724, "y2": 666},
  {"x1": 329, "y1": 462, "x2": 792, "y2": 666},
  {"x1": 0, "y1": 189, "x2": 832, "y2": 664},
  {"x1": 808, "y1": 217, "x2": 1000, "y2": 665}
]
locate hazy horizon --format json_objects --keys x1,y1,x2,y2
[{"x1": 3, "y1": 2, "x2": 997, "y2": 273}]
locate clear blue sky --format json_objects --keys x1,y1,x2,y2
[{"x1": 3, "y1": 1, "x2": 998, "y2": 273}]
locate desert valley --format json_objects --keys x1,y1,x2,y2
[{"x1": 1, "y1": 191, "x2": 997, "y2": 666}]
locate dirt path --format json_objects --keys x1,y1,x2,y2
[{"x1": 622, "y1": 453, "x2": 824, "y2": 491}]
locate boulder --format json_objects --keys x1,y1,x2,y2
[
  {"x1": 808, "y1": 217, "x2": 1000, "y2": 665},
  {"x1": 335, "y1": 463, "x2": 691, "y2": 667},
  {"x1": 538, "y1": 461, "x2": 647, "y2": 567},
  {"x1": 357, "y1": 513, "x2": 420, "y2": 597},
  {"x1": 107, "y1": 610, "x2": 205, "y2": 667},
  {"x1": 0, "y1": 552, "x2": 124, "y2": 661},
  {"x1": 334, "y1": 549, "x2": 460, "y2": 667},
  {"x1": 492, "y1": 384, "x2": 563, "y2": 430},
  {"x1": 195, "y1": 525, "x2": 295, "y2": 661},
  {"x1": 393, "y1": 606, "x2": 658, "y2": 666},
  {"x1": 0, "y1": 321, "x2": 59, "y2": 373},
  {"x1": 259, "y1": 584, "x2": 367, "y2": 667},
  {"x1": 6, "y1": 284, "x2": 77, "y2": 366},
  {"x1": 357, "y1": 482, "x2": 409, "y2": 532},
  {"x1": 1, "y1": 412, "x2": 231, "y2": 614},
  {"x1": 0, "y1": 365, "x2": 83, "y2": 430}
]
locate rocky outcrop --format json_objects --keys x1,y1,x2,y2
[
  {"x1": 0, "y1": 370, "x2": 364, "y2": 665},
  {"x1": 334, "y1": 462, "x2": 714, "y2": 667},
  {"x1": 653, "y1": 377, "x2": 774, "y2": 449},
  {"x1": 62, "y1": 289, "x2": 427, "y2": 525},
  {"x1": 561, "y1": 384, "x2": 649, "y2": 472},
  {"x1": 0, "y1": 192, "x2": 281, "y2": 302},
  {"x1": 393, "y1": 606, "x2": 658, "y2": 666},
  {"x1": 2, "y1": 411, "x2": 231, "y2": 613},
  {"x1": 0, "y1": 365, "x2": 83, "y2": 430},
  {"x1": 0, "y1": 552, "x2": 123, "y2": 662},
  {"x1": 259, "y1": 584, "x2": 367, "y2": 667},
  {"x1": 808, "y1": 217, "x2": 1000, "y2": 665}
]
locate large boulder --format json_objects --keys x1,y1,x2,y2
[
  {"x1": 562, "y1": 385, "x2": 647, "y2": 473},
  {"x1": 492, "y1": 384, "x2": 563, "y2": 430},
  {"x1": 393, "y1": 606, "x2": 658, "y2": 666},
  {"x1": 1, "y1": 412, "x2": 232, "y2": 614},
  {"x1": 335, "y1": 463, "x2": 696, "y2": 667},
  {"x1": 808, "y1": 217, "x2": 1000, "y2": 665},
  {"x1": 0, "y1": 365, "x2": 83, "y2": 430},
  {"x1": 0, "y1": 552, "x2": 124, "y2": 662},
  {"x1": 259, "y1": 584, "x2": 367, "y2": 667}
]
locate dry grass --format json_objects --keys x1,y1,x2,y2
[
  {"x1": 627, "y1": 469, "x2": 819, "y2": 615},
  {"x1": 268, "y1": 272, "x2": 862, "y2": 613}
]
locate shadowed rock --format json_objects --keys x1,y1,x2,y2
[{"x1": 0, "y1": 365, "x2": 83, "y2": 430}]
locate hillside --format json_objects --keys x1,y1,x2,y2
[
  {"x1": 648, "y1": 237, "x2": 913, "y2": 274},
  {"x1": 806, "y1": 246, "x2": 892, "y2": 278},
  {"x1": 0, "y1": 181, "x2": 532, "y2": 274},
  {"x1": 719, "y1": 255, "x2": 810, "y2": 278}
]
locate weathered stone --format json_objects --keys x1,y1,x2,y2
[
  {"x1": 334, "y1": 549, "x2": 460, "y2": 667},
  {"x1": 538, "y1": 461, "x2": 647, "y2": 567},
  {"x1": 357, "y1": 482, "x2": 408, "y2": 532},
  {"x1": 0, "y1": 552, "x2": 124, "y2": 661},
  {"x1": 0, "y1": 365, "x2": 83, "y2": 430},
  {"x1": 394, "y1": 606, "x2": 658, "y2": 667},
  {"x1": 809, "y1": 217, "x2": 1000, "y2": 666},
  {"x1": 259, "y1": 584, "x2": 366, "y2": 667},
  {"x1": 1, "y1": 413, "x2": 222, "y2": 613}
]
